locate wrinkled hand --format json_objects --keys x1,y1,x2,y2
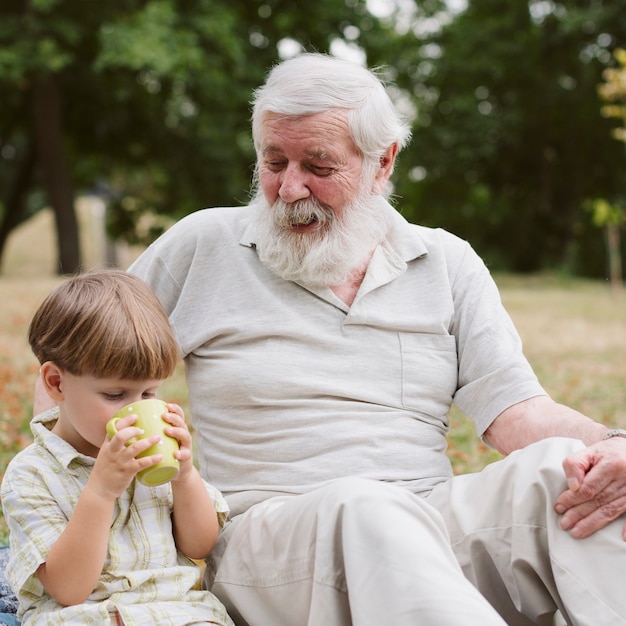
[{"x1": 554, "y1": 438, "x2": 626, "y2": 539}]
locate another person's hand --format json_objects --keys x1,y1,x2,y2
[{"x1": 555, "y1": 438, "x2": 626, "y2": 539}]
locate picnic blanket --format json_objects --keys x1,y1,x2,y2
[{"x1": 0, "y1": 547, "x2": 19, "y2": 625}]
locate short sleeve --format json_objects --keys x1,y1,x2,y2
[{"x1": 203, "y1": 481, "x2": 230, "y2": 528}]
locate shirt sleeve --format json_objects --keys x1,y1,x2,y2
[
  {"x1": 0, "y1": 452, "x2": 68, "y2": 600},
  {"x1": 203, "y1": 480, "x2": 230, "y2": 528},
  {"x1": 448, "y1": 241, "x2": 547, "y2": 435}
]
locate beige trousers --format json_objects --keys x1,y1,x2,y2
[{"x1": 207, "y1": 438, "x2": 626, "y2": 626}]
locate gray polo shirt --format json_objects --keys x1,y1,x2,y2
[{"x1": 130, "y1": 202, "x2": 545, "y2": 516}]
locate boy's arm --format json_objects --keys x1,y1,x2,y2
[
  {"x1": 171, "y1": 467, "x2": 221, "y2": 559},
  {"x1": 165, "y1": 404, "x2": 223, "y2": 558},
  {"x1": 38, "y1": 422, "x2": 162, "y2": 605},
  {"x1": 36, "y1": 480, "x2": 116, "y2": 605}
]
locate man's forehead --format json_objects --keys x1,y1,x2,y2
[
  {"x1": 261, "y1": 144, "x2": 335, "y2": 161},
  {"x1": 260, "y1": 111, "x2": 357, "y2": 159}
]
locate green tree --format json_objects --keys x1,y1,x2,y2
[
  {"x1": 595, "y1": 47, "x2": 626, "y2": 288},
  {"x1": 598, "y1": 48, "x2": 626, "y2": 142},
  {"x1": 382, "y1": 0, "x2": 626, "y2": 274},
  {"x1": 0, "y1": 0, "x2": 386, "y2": 273},
  {"x1": 587, "y1": 198, "x2": 624, "y2": 290}
]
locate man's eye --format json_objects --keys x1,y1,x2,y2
[
  {"x1": 310, "y1": 165, "x2": 333, "y2": 176},
  {"x1": 265, "y1": 161, "x2": 285, "y2": 172}
]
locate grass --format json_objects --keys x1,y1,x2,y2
[
  {"x1": 447, "y1": 273, "x2": 626, "y2": 474},
  {"x1": 1, "y1": 207, "x2": 625, "y2": 544}
]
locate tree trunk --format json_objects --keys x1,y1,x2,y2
[
  {"x1": 0, "y1": 139, "x2": 36, "y2": 272},
  {"x1": 606, "y1": 224, "x2": 623, "y2": 293},
  {"x1": 32, "y1": 74, "x2": 81, "y2": 274}
]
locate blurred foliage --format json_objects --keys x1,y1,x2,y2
[
  {"x1": 1, "y1": 0, "x2": 626, "y2": 278},
  {"x1": 588, "y1": 197, "x2": 624, "y2": 228},
  {"x1": 586, "y1": 196, "x2": 624, "y2": 289},
  {"x1": 599, "y1": 47, "x2": 626, "y2": 142},
  {"x1": 371, "y1": 0, "x2": 626, "y2": 276},
  {"x1": 0, "y1": 0, "x2": 386, "y2": 268}
]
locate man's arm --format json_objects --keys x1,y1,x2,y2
[
  {"x1": 484, "y1": 395, "x2": 607, "y2": 452},
  {"x1": 485, "y1": 395, "x2": 626, "y2": 539}
]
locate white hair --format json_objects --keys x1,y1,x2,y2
[
  {"x1": 251, "y1": 53, "x2": 412, "y2": 176},
  {"x1": 251, "y1": 191, "x2": 393, "y2": 288}
]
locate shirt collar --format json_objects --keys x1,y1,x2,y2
[
  {"x1": 384, "y1": 204, "x2": 429, "y2": 263},
  {"x1": 31, "y1": 407, "x2": 95, "y2": 471}
]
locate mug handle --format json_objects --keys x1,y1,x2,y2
[
  {"x1": 106, "y1": 416, "x2": 139, "y2": 444},
  {"x1": 106, "y1": 416, "x2": 122, "y2": 439}
]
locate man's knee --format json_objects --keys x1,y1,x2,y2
[
  {"x1": 317, "y1": 477, "x2": 431, "y2": 515},
  {"x1": 316, "y1": 477, "x2": 448, "y2": 545},
  {"x1": 509, "y1": 437, "x2": 585, "y2": 499}
]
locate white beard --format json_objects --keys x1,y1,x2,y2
[{"x1": 251, "y1": 192, "x2": 392, "y2": 288}]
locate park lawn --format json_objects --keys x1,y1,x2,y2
[{"x1": 1, "y1": 273, "x2": 625, "y2": 543}]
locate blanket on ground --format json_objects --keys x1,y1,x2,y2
[{"x1": 0, "y1": 547, "x2": 19, "y2": 625}]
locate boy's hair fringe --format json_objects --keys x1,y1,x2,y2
[{"x1": 29, "y1": 270, "x2": 179, "y2": 380}]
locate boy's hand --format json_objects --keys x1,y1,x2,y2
[
  {"x1": 89, "y1": 415, "x2": 164, "y2": 500},
  {"x1": 161, "y1": 403, "x2": 195, "y2": 480}
]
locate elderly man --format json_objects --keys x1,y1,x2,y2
[{"x1": 128, "y1": 54, "x2": 626, "y2": 625}]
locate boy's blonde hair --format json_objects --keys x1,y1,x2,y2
[{"x1": 29, "y1": 270, "x2": 179, "y2": 380}]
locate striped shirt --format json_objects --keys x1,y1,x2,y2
[{"x1": 0, "y1": 408, "x2": 233, "y2": 625}]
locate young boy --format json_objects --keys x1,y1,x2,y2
[{"x1": 0, "y1": 270, "x2": 234, "y2": 626}]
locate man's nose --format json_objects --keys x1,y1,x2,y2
[{"x1": 279, "y1": 164, "x2": 310, "y2": 203}]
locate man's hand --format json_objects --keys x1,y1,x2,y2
[{"x1": 554, "y1": 438, "x2": 626, "y2": 539}]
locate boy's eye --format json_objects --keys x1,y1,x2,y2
[
  {"x1": 103, "y1": 393, "x2": 124, "y2": 401},
  {"x1": 142, "y1": 391, "x2": 157, "y2": 399}
]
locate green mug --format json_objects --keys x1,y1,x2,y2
[{"x1": 106, "y1": 398, "x2": 180, "y2": 486}]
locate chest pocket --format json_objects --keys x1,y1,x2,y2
[{"x1": 399, "y1": 333, "x2": 458, "y2": 421}]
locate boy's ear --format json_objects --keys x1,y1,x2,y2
[{"x1": 40, "y1": 361, "x2": 65, "y2": 402}]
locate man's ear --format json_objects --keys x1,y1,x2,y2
[
  {"x1": 40, "y1": 361, "x2": 65, "y2": 402},
  {"x1": 371, "y1": 143, "x2": 399, "y2": 195}
]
